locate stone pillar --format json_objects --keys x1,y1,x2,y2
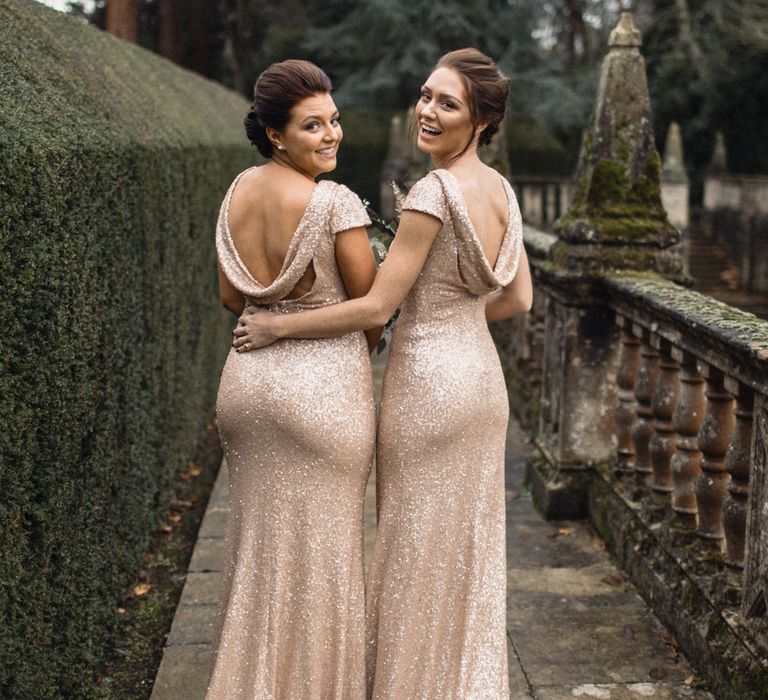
[
  {"x1": 527, "y1": 13, "x2": 684, "y2": 518},
  {"x1": 743, "y1": 393, "x2": 768, "y2": 619},
  {"x1": 660, "y1": 122, "x2": 690, "y2": 231},
  {"x1": 552, "y1": 13, "x2": 681, "y2": 278},
  {"x1": 703, "y1": 132, "x2": 728, "y2": 212},
  {"x1": 530, "y1": 283, "x2": 619, "y2": 518},
  {"x1": 523, "y1": 185, "x2": 543, "y2": 227},
  {"x1": 380, "y1": 114, "x2": 408, "y2": 220}
]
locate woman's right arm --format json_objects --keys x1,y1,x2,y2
[
  {"x1": 234, "y1": 209, "x2": 442, "y2": 349},
  {"x1": 484, "y1": 245, "x2": 533, "y2": 322}
]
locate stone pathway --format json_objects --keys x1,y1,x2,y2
[
  {"x1": 151, "y1": 352, "x2": 713, "y2": 699},
  {"x1": 503, "y1": 424, "x2": 711, "y2": 699}
]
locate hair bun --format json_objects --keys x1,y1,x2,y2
[
  {"x1": 479, "y1": 122, "x2": 500, "y2": 147},
  {"x1": 244, "y1": 109, "x2": 273, "y2": 158}
]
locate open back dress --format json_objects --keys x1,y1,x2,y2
[
  {"x1": 366, "y1": 168, "x2": 523, "y2": 699},
  {"x1": 208, "y1": 169, "x2": 376, "y2": 699}
]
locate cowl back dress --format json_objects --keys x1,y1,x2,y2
[
  {"x1": 207, "y1": 168, "x2": 376, "y2": 699},
  {"x1": 366, "y1": 168, "x2": 523, "y2": 699}
]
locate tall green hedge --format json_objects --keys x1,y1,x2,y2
[{"x1": 0, "y1": 2, "x2": 253, "y2": 696}]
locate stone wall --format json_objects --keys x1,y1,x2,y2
[{"x1": 703, "y1": 173, "x2": 768, "y2": 293}]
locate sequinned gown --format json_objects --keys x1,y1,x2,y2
[
  {"x1": 208, "y1": 170, "x2": 376, "y2": 699},
  {"x1": 366, "y1": 169, "x2": 523, "y2": 699}
]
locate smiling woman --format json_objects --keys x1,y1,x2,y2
[{"x1": 206, "y1": 59, "x2": 382, "y2": 698}]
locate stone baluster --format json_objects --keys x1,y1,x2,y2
[
  {"x1": 615, "y1": 316, "x2": 640, "y2": 474},
  {"x1": 631, "y1": 325, "x2": 660, "y2": 487},
  {"x1": 529, "y1": 288, "x2": 546, "y2": 376},
  {"x1": 649, "y1": 337, "x2": 680, "y2": 493},
  {"x1": 722, "y1": 379, "x2": 754, "y2": 568},
  {"x1": 669, "y1": 350, "x2": 705, "y2": 527},
  {"x1": 695, "y1": 364, "x2": 735, "y2": 544}
]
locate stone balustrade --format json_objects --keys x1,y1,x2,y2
[
  {"x1": 490, "y1": 12, "x2": 768, "y2": 695},
  {"x1": 493, "y1": 224, "x2": 768, "y2": 695},
  {"x1": 509, "y1": 177, "x2": 573, "y2": 231}
]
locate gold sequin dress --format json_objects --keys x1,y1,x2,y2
[
  {"x1": 208, "y1": 170, "x2": 376, "y2": 699},
  {"x1": 366, "y1": 169, "x2": 523, "y2": 699}
]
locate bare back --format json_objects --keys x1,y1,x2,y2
[
  {"x1": 448, "y1": 164, "x2": 509, "y2": 269},
  {"x1": 227, "y1": 166, "x2": 317, "y2": 299}
]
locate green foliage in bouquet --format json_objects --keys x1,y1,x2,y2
[{"x1": 364, "y1": 182, "x2": 405, "y2": 353}]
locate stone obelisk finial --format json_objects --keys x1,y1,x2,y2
[
  {"x1": 660, "y1": 122, "x2": 690, "y2": 230},
  {"x1": 662, "y1": 122, "x2": 688, "y2": 184},
  {"x1": 709, "y1": 131, "x2": 728, "y2": 174},
  {"x1": 554, "y1": 12, "x2": 681, "y2": 277}
]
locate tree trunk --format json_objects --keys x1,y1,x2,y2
[
  {"x1": 187, "y1": 0, "x2": 212, "y2": 77},
  {"x1": 106, "y1": 0, "x2": 138, "y2": 43},
  {"x1": 219, "y1": 0, "x2": 253, "y2": 95},
  {"x1": 563, "y1": 0, "x2": 591, "y2": 67},
  {"x1": 674, "y1": 0, "x2": 711, "y2": 80},
  {"x1": 157, "y1": 0, "x2": 177, "y2": 62}
]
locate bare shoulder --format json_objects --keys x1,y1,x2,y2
[
  {"x1": 229, "y1": 166, "x2": 315, "y2": 221},
  {"x1": 451, "y1": 162, "x2": 502, "y2": 193}
]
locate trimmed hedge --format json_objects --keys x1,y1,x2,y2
[{"x1": 0, "y1": 2, "x2": 252, "y2": 696}]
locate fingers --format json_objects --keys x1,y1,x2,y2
[{"x1": 233, "y1": 326, "x2": 246, "y2": 337}]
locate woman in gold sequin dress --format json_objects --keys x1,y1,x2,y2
[
  {"x1": 208, "y1": 60, "x2": 381, "y2": 699},
  {"x1": 235, "y1": 49, "x2": 533, "y2": 699}
]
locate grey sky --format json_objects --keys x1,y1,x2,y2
[{"x1": 35, "y1": 0, "x2": 96, "y2": 13}]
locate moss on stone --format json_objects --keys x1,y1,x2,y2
[
  {"x1": 557, "y1": 154, "x2": 676, "y2": 248},
  {"x1": 606, "y1": 275, "x2": 768, "y2": 357},
  {"x1": 587, "y1": 159, "x2": 629, "y2": 210},
  {"x1": 522, "y1": 224, "x2": 557, "y2": 259}
]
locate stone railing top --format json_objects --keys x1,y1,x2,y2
[
  {"x1": 521, "y1": 204, "x2": 768, "y2": 392},
  {"x1": 511, "y1": 175, "x2": 574, "y2": 184},
  {"x1": 523, "y1": 225, "x2": 557, "y2": 260},
  {"x1": 705, "y1": 173, "x2": 768, "y2": 186},
  {"x1": 605, "y1": 275, "x2": 768, "y2": 392}
]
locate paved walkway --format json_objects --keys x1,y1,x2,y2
[{"x1": 151, "y1": 353, "x2": 713, "y2": 699}]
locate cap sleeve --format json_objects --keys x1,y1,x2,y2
[
  {"x1": 328, "y1": 184, "x2": 371, "y2": 235},
  {"x1": 402, "y1": 172, "x2": 447, "y2": 222}
]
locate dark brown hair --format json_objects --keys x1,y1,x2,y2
[
  {"x1": 244, "y1": 59, "x2": 333, "y2": 158},
  {"x1": 434, "y1": 48, "x2": 509, "y2": 157}
]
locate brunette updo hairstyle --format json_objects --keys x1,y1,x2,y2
[
  {"x1": 435, "y1": 48, "x2": 509, "y2": 154},
  {"x1": 244, "y1": 59, "x2": 333, "y2": 158}
]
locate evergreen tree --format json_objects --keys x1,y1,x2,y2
[{"x1": 302, "y1": 0, "x2": 538, "y2": 108}]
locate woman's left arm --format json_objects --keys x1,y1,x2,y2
[
  {"x1": 333, "y1": 225, "x2": 383, "y2": 352},
  {"x1": 484, "y1": 245, "x2": 533, "y2": 323}
]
